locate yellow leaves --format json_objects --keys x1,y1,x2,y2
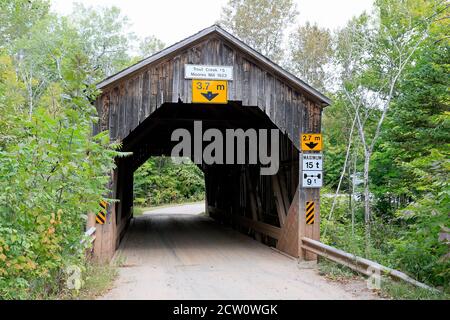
[
  {"x1": 0, "y1": 268, "x2": 7, "y2": 276},
  {"x1": 55, "y1": 210, "x2": 63, "y2": 226},
  {"x1": 0, "y1": 54, "x2": 26, "y2": 107},
  {"x1": 1, "y1": 255, "x2": 37, "y2": 275},
  {"x1": 38, "y1": 83, "x2": 64, "y2": 115},
  {"x1": 0, "y1": 55, "x2": 11, "y2": 66},
  {"x1": 50, "y1": 212, "x2": 56, "y2": 225},
  {"x1": 27, "y1": 261, "x2": 36, "y2": 270},
  {"x1": 14, "y1": 263, "x2": 24, "y2": 271},
  {"x1": 0, "y1": 55, "x2": 15, "y2": 81},
  {"x1": 47, "y1": 227, "x2": 55, "y2": 235}
]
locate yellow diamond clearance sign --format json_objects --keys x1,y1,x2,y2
[{"x1": 192, "y1": 80, "x2": 228, "y2": 104}]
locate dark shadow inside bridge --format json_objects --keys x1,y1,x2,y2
[{"x1": 113, "y1": 102, "x2": 300, "y2": 255}]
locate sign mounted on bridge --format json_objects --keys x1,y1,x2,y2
[
  {"x1": 302, "y1": 154, "x2": 323, "y2": 171},
  {"x1": 302, "y1": 171, "x2": 323, "y2": 188},
  {"x1": 306, "y1": 201, "x2": 315, "y2": 225},
  {"x1": 96, "y1": 200, "x2": 107, "y2": 225},
  {"x1": 302, "y1": 153, "x2": 323, "y2": 188},
  {"x1": 301, "y1": 133, "x2": 322, "y2": 152},
  {"x1": 185, "y1": 64, "x2": 233, "y2": 80},
  {"x1": 192, "y1": 80, "x2": 228, "y2": 104}
]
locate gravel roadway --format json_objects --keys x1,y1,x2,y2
[{"x1": 100, "y1": 202, "x2": 379, "y2": 300}]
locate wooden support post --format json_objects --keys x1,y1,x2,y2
[
  {"x1": 86, "y1": 212, "x2": 96, "y2": 230},
  {"x1": 92, "y1": 169, "x2": 118, "y2": 262},
  {"x1": 298, "y1": 102, "x2": 322, "y2": 260}
]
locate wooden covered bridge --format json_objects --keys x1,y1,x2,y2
[{"x1": 90, "y1": 25, "x2": 330, "y2": 262}]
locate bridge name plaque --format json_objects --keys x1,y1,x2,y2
[{"x1": 185, "y1": 64, "x2": 233, "y2": 81}]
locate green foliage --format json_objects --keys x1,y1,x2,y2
[
  {"x1": 321, "y1": 0, "x2": 449, "y2": 292},
  {"x1": 68, "y1": 3, "x2": 137, "y2": 80},
  {"x1": 0, "y1": 60, "x2": 120, "y2": 298},
  {"x1": 386, "y1": 149, "x2": 449, "y2": 288},
  {"x1": 322, "y1": 95, "x2": 364, "y2": 190},
  {"x1": 0, "y1": 0, "x2": 167, "y2": 299},
  {"x1": 318, "y1": 259, "x2": 359, "y2": 281},
  {"x1": 382, "y1": 278, "x2": 449, "y2": 300},
  {"x1": 0, "y1": 1, "x2": 124, "y2": 298},
  {"x1": 72, "y1": 262, "x2": 118, "y2": 300},
  {"x1": 138, "y1": 36, "x2": 165, "y2": 59},
  {"x1": 218, "y1": 0, "x2": 298, "y2": 63},
  {"x1": 372, "y1": 39, "x2": 449, "y2": 210},
  {"x1": 288, "y1": 22, "x2": 332, "y2": 92},
  {"x1": 0, "y1": 0, "x2": 50, "y2": 48},
  {"x1": 134, "y1": 157, "x2": 205, "y2": 207},
  {"x1": 320, "y1": 191, "x2": 367, "y2": 257}
]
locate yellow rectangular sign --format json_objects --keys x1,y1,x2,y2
[
  {"x1": 192, "y1": 80, "x2": 228, "y2": 104},
  {"x1": 301, "y1": 133, "x2": 322, "y2": 151}
]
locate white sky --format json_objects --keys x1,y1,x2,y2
[{"x1": 51, "y1": 0, "x2": 373, "y2": 46}]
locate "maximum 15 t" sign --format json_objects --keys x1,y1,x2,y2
[{"x1": 302, "y1": 154, "x2": 323, "y2": 188}]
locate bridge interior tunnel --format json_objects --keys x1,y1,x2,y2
[{"x1": 112, "y1": 102, "x2": 300, "y2": 257}]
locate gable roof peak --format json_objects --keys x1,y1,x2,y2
[{"x1": 97, "y1": 25, "x2": 330, "y2": 106}]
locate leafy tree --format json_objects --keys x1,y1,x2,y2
[
  {"x1": 138, "y1": 35, "x2": 165, "y2": 59},
  {"x1": 0, "y1": 54, "x2": 25, "y2": 147},
  {"x1": 0, "y1": 1, "x2": 132, "y2": 299},
  {"x1": 0, "y1": 0, "x2": 50, "y2": 49},
  {"x1": 388, "y1": 149, "x2": 449, "y2": 288},
  {"x1": 0, "y1": 46, "x2": 122, "y2": 298},
  {"x1": 323, "y1": 0, "x2": 449, "y2": 289},
  {"x1": 371, "y1": 12, "x2": 449, "y2": 288},
  {"x1": 12, "y1": 14, "x2": 82, "y2": 116},
  {"x1": 288, "y1": 22, "x2": 332, "y2": 91},
  {"x1": 218, "y1": 0, "x2": 298, "y2": 63},
  {"x1": 330, "y1": 0, "x2": 446, "y2": 242},
  {"x1": 372, "y1": 38, "x2": 449, "y2": 211},
  {"x1": 68, "y1": 3, "x2": 136, "y2": 80}
]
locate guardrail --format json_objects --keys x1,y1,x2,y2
[{"x1": 301, "y1": 237, "x2": 438, "y2": 292}]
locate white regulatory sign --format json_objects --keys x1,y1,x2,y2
[
  {"x1": 185, "y1": 64, "x2": 233, "y2": 80},
  {"x1": 302, "y1": 170, "x2": 323, "y2": 188},
  {"x1": 302, "y1": 154, "x2": 323, "y2": 171},
  {"x1": 302, "y1": 153, "x2": 323, "y2": 188}
]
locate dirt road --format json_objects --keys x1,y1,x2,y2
[{"x1": 101, "y1": 202, "x2": 378, "y2": 300}]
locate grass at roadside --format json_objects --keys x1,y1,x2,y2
[
  {"x1": 318, "y1": 259, "x2": 449, "y2": 300},
  {"x1": 54, "y1": 260, "x2": 118, "y2": 300},
  {"x1": 76, "y1": 262, "x2": 118, "y2": 299}
]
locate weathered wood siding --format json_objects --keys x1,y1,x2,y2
[{"x1": 94, "y1": 36, "x2": 323, "y2": 150}]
